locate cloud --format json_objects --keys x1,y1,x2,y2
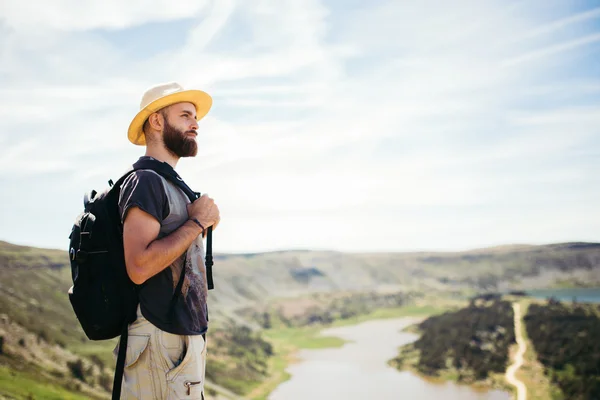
[
  {"x1": 1, "y1": 0, "x2": 599, "y2": 252},
  {"x1": 0, "y1": 0, "x2": 210, "y2": 31},
  {"x1": 511, "y1": 6, "x2": 600, "y2": 41},
  {"x1": 501, "y1": 32, "x2": 600, "y2": 67}
]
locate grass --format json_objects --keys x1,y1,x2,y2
[
  {"x1": 0, "y1": 365, "x2": 93, "y2": 400},
  {"x1": 69, "y1": 339, "x2": 119, "y2": 370},
  {"x1": 263, "y1": 326, "x2": 346, "y2": 350},
  {"x1": 330, "y1": 303, "x2": 452, "y2": 326}
]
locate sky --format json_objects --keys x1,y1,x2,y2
[{"x1": 0, "y1": 0, "x2": 599, "y2": 254}]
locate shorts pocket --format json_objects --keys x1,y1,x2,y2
[
  {"x1": 124, "y1": 334, "x2": 151, "y2": 368},
  {"x1": 112, "y1": 334, "x2": 151, "y2": 367},
  {"x1": 167, "y1": 335, "x2": 205, "y2": 400},
  {"x1": 113, "y1": 334, "x2": 154, "y2": 399},
  {"x1": 159, "y1": 330, "x2": 186, "y2": 370}
]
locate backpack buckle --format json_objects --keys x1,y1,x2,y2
[{"x1": 75, "y1": 250, "x2": 88, "y2": 264}]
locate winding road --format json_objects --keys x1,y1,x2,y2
[{"x1": 505, "y1": 303, "x2": 527, "y2": 400}]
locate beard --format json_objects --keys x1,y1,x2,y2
[{"x1": 162, "y1": 118, "x2": 198, "y2": 158}]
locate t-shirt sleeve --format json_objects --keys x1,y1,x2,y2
[{"x1": 118, "y1": 170, "x2": 169, "y2": 224}]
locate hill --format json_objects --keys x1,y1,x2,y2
[
  {"x1": 207, "y1": 241, "x2": 600, "y2": 306},
  {"x1": 524, "y1": 300, "x2": 600, "y2": 400},
  {"x1": 1, "y1": 239, "x2": 599, "y2": 398}
]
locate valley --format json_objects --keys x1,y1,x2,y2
[{"x1": 0, "y1": 240, "x2": 599, "y2": 399}]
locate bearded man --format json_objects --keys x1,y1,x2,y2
[{"x1": 115, "y1": 82, "x2": 220, "y2": 399}]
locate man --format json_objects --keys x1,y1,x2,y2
[{"x1": 115, "y1": 82, "x2": 220, "y2": 399}]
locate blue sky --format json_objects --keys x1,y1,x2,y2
[{"x1": 1, "y1": 0, "x2": 599, "y2": 253}]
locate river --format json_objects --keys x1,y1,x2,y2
[{"x1": 268, "y1": 318, "x2": 510, "y2": 400}]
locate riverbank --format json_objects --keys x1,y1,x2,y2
[
  {"x1": 388, "y1": 299, "x2": 516, "y2": 395},
  {"x1": 389, "y1": 344, "x2": 511, "y2": 393},
  {"x1": 247, "y1": 304, "x2": 451, "y2": 400}
]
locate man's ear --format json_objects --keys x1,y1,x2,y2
[{"x1": 147, "y1": 112, "x2": 164, "y2": 131}]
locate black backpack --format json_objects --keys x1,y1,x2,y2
[{"x1": 67, "y1": 158, "x2": 214, "y2": 400}]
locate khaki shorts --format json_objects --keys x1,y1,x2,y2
[{"x1": 113, "y1": 306, "x2": 207, "y2": 399}]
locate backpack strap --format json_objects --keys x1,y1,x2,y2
[
  {"x1": 131, "y1": 158, "x2": 215, "y2": 291},
  {"x1": 75, "y1": 213, "x2": 96, "y2": 264},
  {"x1": 112, "y1": 321, "x2": 129, "y2": 400}
]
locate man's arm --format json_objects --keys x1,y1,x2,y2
[{"x1": 123, "y1": 207, "x2": 203, "y2": 285}]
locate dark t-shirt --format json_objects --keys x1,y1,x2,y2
[{"x1": 118, "y1": 158, "x2": 208, "y2": 336}]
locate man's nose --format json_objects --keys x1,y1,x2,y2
[{"x1": 190, "y1": 120, "x2": 199, "y2": 131}]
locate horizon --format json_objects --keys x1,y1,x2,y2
[
  {"x1": 3, "y1": 237, "x2": 599, "y2": 256},
  {"x1": 1, "y1": 0, "x2": 600, "y2": 253}
]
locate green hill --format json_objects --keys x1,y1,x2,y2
[{"x1": 524, "y1": 300, "x2": 600, "y2": 400}]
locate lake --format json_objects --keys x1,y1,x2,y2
[
  {"x1": 526, "y1": 287, "x2": 600, "y2": 303},
  {"x1": 268, "y1": 318, "x2": 510, "y2": 400}
]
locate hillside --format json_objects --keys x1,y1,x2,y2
[
  {"x1": 2, "y1": 239, "x2": 599, "y2": 346},
  {"x1": 389, "y1": 295, "x2": 600, "y2": 399},
  {"x1": 1, "y1": 240, "x2": 600, "y2": 398},
  {"x1": 524, "y1": 300, "x2": 600, "y2": 400}
]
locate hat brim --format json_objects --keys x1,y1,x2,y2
[{"x1": 127, "y1": 90, "x2": 213, "y2": 146}]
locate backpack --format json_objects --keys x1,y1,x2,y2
[{"x1": 67, "y1": 158, "x2": 214, "y2": 400}]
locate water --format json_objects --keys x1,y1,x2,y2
[
  {"x1": 268, "y1": 318, "x2": 510, "y2": 400},
  {"x1": 526, "y1": 287, "x2": 600, "y2": 303}
]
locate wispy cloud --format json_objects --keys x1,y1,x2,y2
[
  {"x1": 513, "y1": 6, "x2": 600, "y2": 41},
  {"x1": 501, "y1": 32, "x2": 600, "y2": 67},
  {"x1": 0, "y1": 0, "x2": 210, "y2": 30},
  {"x1": 0, "y1": 0, "x2": 599, "y2": 252}
]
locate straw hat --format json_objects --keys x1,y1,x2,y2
[{"x1": 127, "y1": 82, "x2": 212, "y2": 145}]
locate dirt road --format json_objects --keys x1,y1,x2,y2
[{"x1": 506, "y1": 302, "x2": 527, "y2": 400}]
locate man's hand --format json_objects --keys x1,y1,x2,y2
[{"x1": 187, "y1": 194, "x2": 220, "y2": 231}]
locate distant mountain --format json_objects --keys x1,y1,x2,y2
[{"x1": 206, "y1": 241, "x2": 600, "y2": 306}]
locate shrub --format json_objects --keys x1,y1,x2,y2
[
  {"x1": 67, "y1": 359, "x2": 86, "y2": 382},
  {"x1": 37, "y1": 330, "x2": 48, "y2": 344},
  {"x1": 99, "y1": 372, "x2": 112, "y2": 392},
  {"x1": 89, "y1": 354, "x2": 105, "y2": 369}
]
